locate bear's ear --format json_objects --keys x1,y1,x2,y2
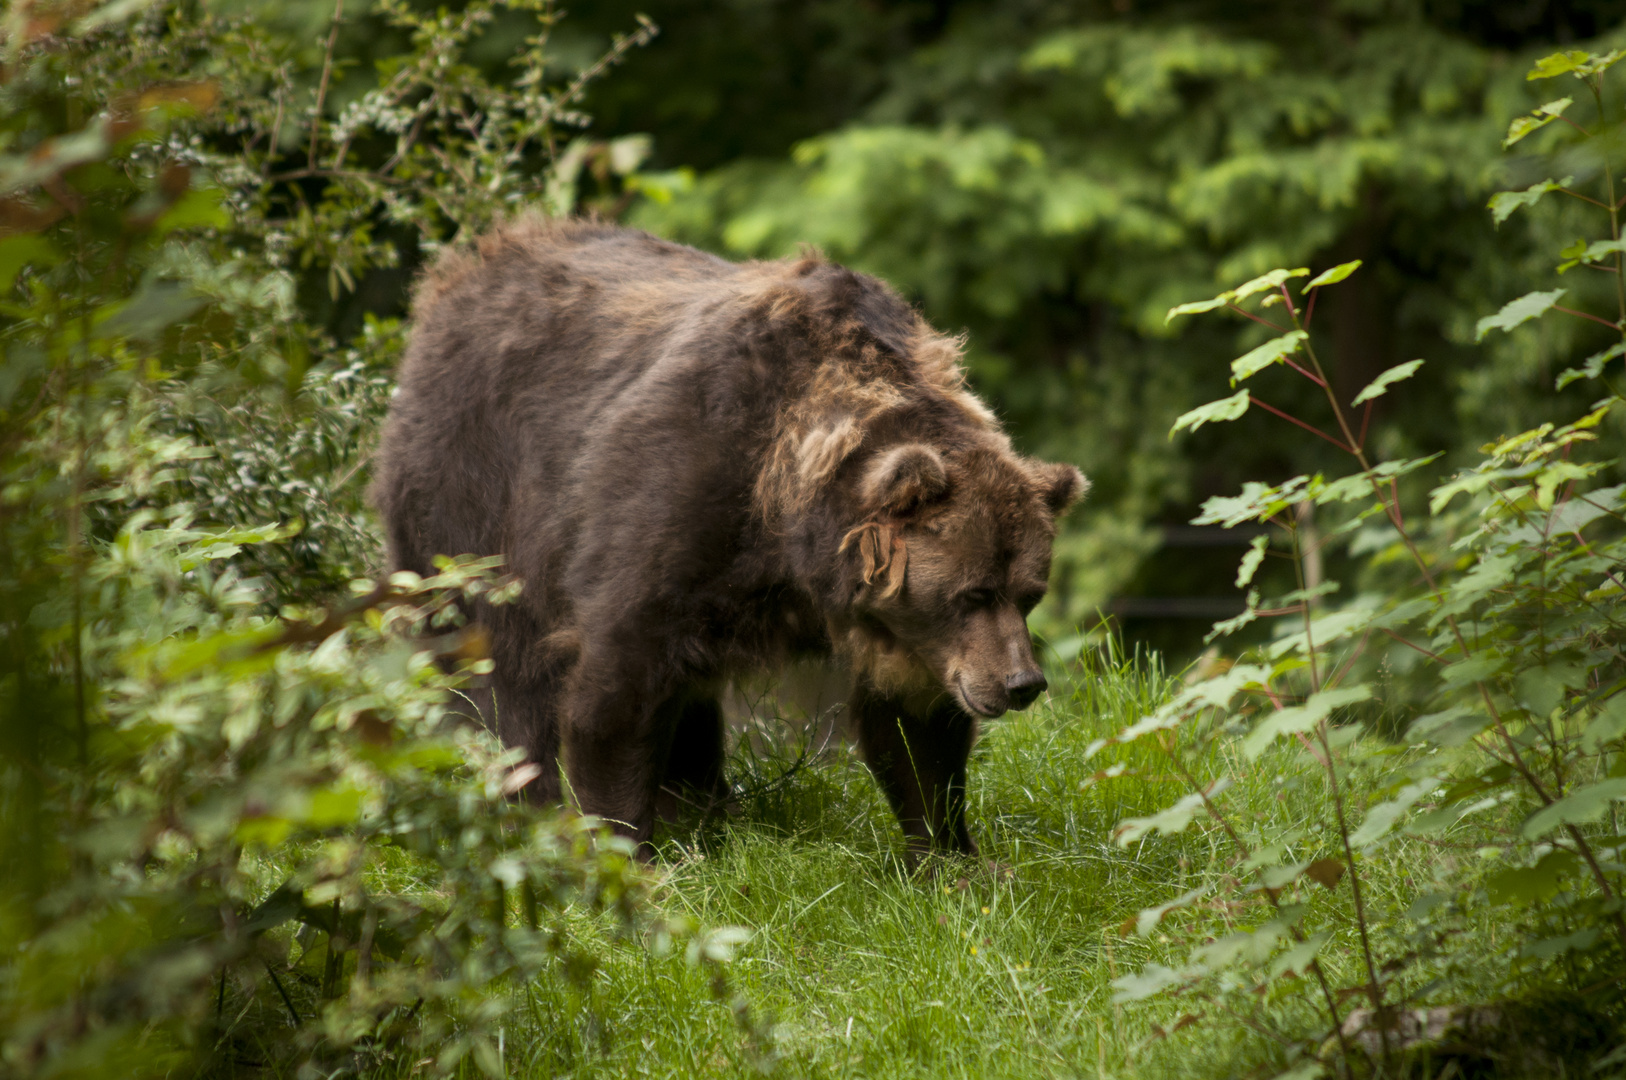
[
  {"x1": 1037, "y1": 461, "x2": 1089, "y2": 517},
  {"x1": 860, "y1": 443, "x2": 948, "y2": 516}
]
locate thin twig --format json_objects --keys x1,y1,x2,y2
[
  {"x1": 1249, "y1": 396, "x2": 1353, "y2": 452},
  {"x1": 308, "y1": 0, "x2": 345, "y2": 171}
]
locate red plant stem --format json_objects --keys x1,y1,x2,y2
[
  {"x1": 1554, "y1": 304, "x2": 1622, "y2": 330},
  {"x1": 1282, "y1": 357, "x2": 1327, "y2": 387},
  {"x1": 1225, "y1": 302, "x2": 1289, "y2": 333},
  {"x1": 1357, "y1": 400, "x2": 1372, "y2": 451},
  {"x1": 1304, "y1": 286, "x2": 1318, "y2": 328},
  {"x1": 1560, "y1": 186, "x2": 1610, "y2": 209},
  {"x1": 1380, "y1": 628, "x2": 1445, "y2": 662},
  {"x1": 1249, "y1": 396, "x2": 1353, "y2": 452}
]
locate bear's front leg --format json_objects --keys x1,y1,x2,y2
[
  {"x1": 851, "y1": 683, "x2": 979, "y2": 865},
  {"x1": 559, "y1": 650, "x2": 670, "y2": 858}
]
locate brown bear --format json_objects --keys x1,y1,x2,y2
[{"x1": 371, "y1": 218, "x2": 1086, "y2": 862}]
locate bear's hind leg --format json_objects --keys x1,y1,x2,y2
[{"x1": 656, "y1": 692, "x2": 729, "y2": 820}]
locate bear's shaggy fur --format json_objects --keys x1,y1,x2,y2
[{"x1": 372, "y1": 219, "x2": 1086, "y2": 860}]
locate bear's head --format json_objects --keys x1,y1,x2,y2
[{"x1": 837, "y1": 440, "x2": 1087, "y2": 717}]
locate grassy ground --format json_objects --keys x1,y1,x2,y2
[{"x1": 494, "y1": 649, "x2": 1457, "y2": 1080}]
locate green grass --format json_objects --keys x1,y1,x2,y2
[
  {"x1": 490, "y1": 650, "x2": 1408, "y2": 1080},
  {"x1": 430, "y1": 645, "x2": 1624, "y2": 1080}
]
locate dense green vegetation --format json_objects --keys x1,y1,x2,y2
[{"x1": 2, "y1": 1, "x2": 1625, "y2": 1078}]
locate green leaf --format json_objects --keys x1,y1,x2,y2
[
  {"x1": 1441, "y1": 655, "x2": 1504, "y2": 686},
  {"x1": 1135, "y1": 886, "x2": 1207, "y2": 936},
  {"x1": 1555, "y1": 342, "x2": 1625, "y2": 389},
  {"x1": 1475, "y1": 289, "x2": 1565, "y2": 341},
  {"x1": 1231, "y1": 267, "x2": 1309, "y2": 302},
  {"x1": 1581, "y1": 694, "x2": 1626, "y2": 753},
  {"x1": 1407, "y1": 707, "x2": 1491, "y2": 748},
  {"x1": 1242, "y1": 686, "x2": 1372, "y2": 759},
  {"x1": 1111, "y1": 962, "x2": 1189, "y2": 1003},
  {"x1": 97, "y1": 280, "x2": 208, "y2": 341},
  {"x1": 1485, "y1": 849, "x2": 1578, "y2": 906},
  {"x1": 1351, "y1": 359, "x2": 1424, "y2": 404},
  {"x1": 1114, "y1": 779, "x2": 1231, "y2": 846},
  {"x1": 1503, "y1": 98, "x2": 1572, "y2": 147},
  {"x1": 1165, "y1": 268, "x2": 1310, "y2": 324},
  {"x1": 1488, "y1": 177, "x2": 1572, "y2": 225},
  {"x1": 1527, "y1": 49, "x2": 1622, "y2": 80},
  {"x1": 1170, "y1": 388, "x2": 1250, "y2": 437},
  {"x1": 1268, "y1": 931, "x2": 1331, "y2": 978},
  {"x1": 1235, "y1": 534, "x2": 1269, "y2": 588},
  {"x1": 1527, "y1": 51, "x2": 1590, "y2": 79},
  {"x1": 1522, "y1": 778, "x2": 1626, "y2": 839},
  {"x1": 152, "y1": 186, "x2": 230, "y2": 236},
  {"x1": 1230, "y1": 330, "x2": 1308, "y2": 384},
  {"x1": 1515, "y1": 661, "x2": 1584, "y2": 716},
  {"x1": 1302, "y1": 260, "x2": 1361, "y2": 291},
  {"x1": 0, "y1": 234, "x2": 63, "y2": 292},
  {"x1": 1349, "y1": 779, "x2": 1439, "y2": 850},
  {"x1": 1165, "y1": 296, "x2": 1228, "y2": 323}
]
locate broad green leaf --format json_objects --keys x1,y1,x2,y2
[
  {"x1": 1312, "y1": 453, "x2": 1443, "y2": 504},
  {"x1": 1136, "y1": 886, "x2": 1207, "y2": 936},
  {"x1": 1195, "y1": 475, "x2": 1311, "y2": 526},
  {"x1": 1527, "y1": 51, "x2": 1589, "y2": 79},
  {"x1": 1242, "y1": 685, "x2": 1372, "y2": 759},
  {"x1": 1515, "y1": 661, "x2": 1584, "y2": 716},
  {"x1": 1351, "y1": 359, "x2": 1424, "y2": 404},
  {"x1": 1349, "y1": 779, "x2": 1439, "y2": 849},
  {"x1": 1440, "y1": 655, "x2": 1504, "y2": 686},
  {"x1": 1488, "y1": 177, "x2": 1572, "y2": 225},
  {"x1": 1231, "y1": 267, "x2": 1309, "y2": 301},
  {"x1": 1114, "y1": 779, "x2": 1231, "y2": 845},
  {"x1": 1170, "y1": 388, "x2": 1250, "y2": 437},
  {"x1": 1184, "y1": 664, "x2": 1273, "y2": 710},
  {"x1": 97, "y1": 280, "x2": 208, "y2": 341},
  {"x1": 1230, "y1": 330, "x2": 1307, "y2": 383},
  {"x1": 1407, "y1": 707, "x2": 1490, "y2": 748},
  {"x1": 1475, "y1": 289, "x2": 1565, "y2": 341},
  {"x1": 1166, "y1": 296, "x2": 1228, "y2": 322},
  {"x1": 1235, "y1": 534, "x2": 1269, "y2": 588},
  {"x1": 0, "y1": 234, "x2": 63, "y2": 292},
  {"x1": 1110, "y1": 962, "x2": 1189, "y2": 1003},
  {"x1": 1581, "y1": 694, "x2": 1626, "y2": 753},
  {"x1": 1485, "y1": 849, "x2": 1578, "y2": 906},
  {"x1": 1271, "y1": 1060, "x2": 1328, "y2": 1080},
  {"x1": 1302, "y1": 260, "x2": 1361, "y2": 290},
  {"x1": 1503, "y1": 98, "x2": 1571, "y2": 146},
  {"x1": 1205, "y1": 589, "x2": 1259, "y2": 642},
  {"x1": 1190, "y1": 913, "x2": 1296, "y2": 970},
  {"x1": 1522, "y1": 777, "x2": 1626, "y2": 839},
  {"x1": 1268, "y1": 930, "x2": 1331, "y2": 978},
  {"x1": 1527, "y1": 49, "x2": 1622, "y2": 80},
  {"x1": 1555, "y1": 342, "x2": 1626, "y2": 389},
  {"x1": 1521, "y1": 928, "x2": 1601, "y2": 960},
  {"x1": 152, "y1": 186, "x2": 230, "y2": 236}
]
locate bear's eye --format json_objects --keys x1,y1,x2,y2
[{"x1": 960, "y1": 588, "x2": 996, "y2": 610}]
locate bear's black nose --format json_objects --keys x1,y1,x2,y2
[{"x1": 1005, "y1": 669, "x2": 1048, "y2": 709}]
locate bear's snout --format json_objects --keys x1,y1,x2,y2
[{"x1": 1004, "y1": 668, "x2": 1048, "y2": 710}]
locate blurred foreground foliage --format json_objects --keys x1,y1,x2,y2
[
  {"x1": 1090, "y1": 45, "x2": 1626, "y2": 1078},
  {"x1": 0, "y1": 3, "x2": 753, "y2": 1077}
]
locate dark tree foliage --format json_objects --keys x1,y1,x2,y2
[{"x1": 551, "y1": 0, "x2": 1626, "y2": 648}]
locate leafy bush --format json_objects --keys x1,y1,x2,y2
[
  {"x1": 0, "y1": 4, "x2": 756, "y2": 1077},
  {"x1": 1097, "y1": 46, "x2": 1626, "y2": 1078}
]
